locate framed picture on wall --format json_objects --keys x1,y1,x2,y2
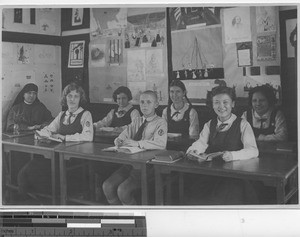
[
  {"x1": 72, "y1": 8, "x2": 83, "y2": 26},
  {"x1": 68, "y1": 40, "x2": 85, "y2": 68}
]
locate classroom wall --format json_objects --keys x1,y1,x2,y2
[{"x1": 1, "y1": 9, "x2": 62, "y2": 131}]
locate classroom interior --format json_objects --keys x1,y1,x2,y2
[{"x1": 1, "y1": 6, "x2": 298, "y2": 206}]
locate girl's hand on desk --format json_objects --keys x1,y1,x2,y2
[
  {"x1": 51, "y1": 133, "x2": 66, "y2": 141},
  {"x1": 222, "y1": 151, "x2": 233, "y2": 162},
  {"x1": 122, "y1": 139, "x2": 139, "y2": 147},
  {"x1": 115, "y1": 138, "x2": 124, "y2": 147},
  {"x1": 28, "y1": 125, "x2": 41, "y2": 130}
]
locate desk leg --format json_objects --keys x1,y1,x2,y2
[
  {"x1": 59, "y1": 154, "x2": 67, "y2": 205},
  {"x1": 51, "y1": 155, "x2": 56, "y2": 205},
  {"x1": 141, "y1": 165, "x2": 148, "y2": 205},
  {"x1": 179, "y1": 172, "x2": 184, "y2": 204},
  {"x1": 3, "y1": 151, "x2": 12, "y2": 203},
  {"x1": 154, "y1": 166, "x2": 163, "y2": 205},
  {"x1": 276, "y1": 179, "x2": 285, "y2": 204}
]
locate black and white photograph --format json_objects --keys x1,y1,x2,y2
[{"x1": 1, "y1": 2, "x2": 299, "y2": 236}]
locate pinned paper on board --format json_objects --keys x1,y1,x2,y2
[
  {"x1": 256, "y1": 6, "x2": 277, "y2": 33},
  {"x1": 17, "y1": 44, "x2": 32, "y2": 64},
  {"x1": 39, "y1": 18, "x2": 56, "y2": 34},
  {"x1": 34, "y1": 45, "x2": 56, "y2": 64},
  {"x1": 146, "y1": 49, "x2": 164, "y2": 75},
  {"x1": 90, "y1": 8, "x2": 127, "y2": 38},
  {"x1": 68, "y1": 40, "x2": 85, "y2": 68},
  {"x1": 72, "y1": 8, "x2": 83, "y2": 26},
  {"x1": 127, "y1": 49, "x2": 145, "y2": 81},
  {"x1": 257, "y1": 35, "x2": 276, "y2": 61},
  {"x1": 42, "y1": 72, "x2": 56, "y2": 93},
  {"x1": 127, "y1": 81, "x2": 146, "y2": 104},
  {"x1": 223, "y1": 7, "x2": 251, "y2": 44},
  {"x1": 90, "y1": 43, "x2": 106, "y2": 67}
]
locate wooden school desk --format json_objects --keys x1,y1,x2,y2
[
  {"x1": 151, "y1": 153, "x2": 298, "y2": 205},
  {"x1": 2, "y1": 134, "x2": 60, "y2": 204},
  {"x1": 94, "y1": 130, "x2": 119, "y2": 144},
  {"x1": 56, "y1": 142, "x2": 163, "y2": 205}
]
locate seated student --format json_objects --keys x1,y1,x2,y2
[
  {"x1": 241, "y1": 85, "x2": 288, "y2": 141},
  {"x1": 6, "y1": 83, "x2": 53, "y2": 132},
  {"x1": 162, "y1": 80, "x2": 199, "y2": 137},
  {"x1": 17, "y1": 83, "x2": 93, "y2": 199},
  {"x1": 102, "y1": 90, "x2": 167, "y2": 205},
  {"x1": 93, "y1": 86, "x2": 140, "y2": 133},
  {"x1": 186, "y1": 86, "x2": 259, "y2": 205}
]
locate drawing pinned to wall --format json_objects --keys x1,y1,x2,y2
[
  {"x1": 169, "y1": 7, "x2": 221, "y2": 31},
  {"x1": 72, "y1": 8, "x2": 83, "y2": 26},
  {"x1": 90, "y1": 8, "x2": 127, "y2": 38},
  {"x1": 17, "y1": 44, "x2": 32, "y2": 64},
  {"x1": 127, "y1": 49, "x2": 145, "y2": 82},
  {"x1": 34, "y1": 45, "x2": 56, "y2": 64},
  {"x1": 146, "y1": 49, "x2": 163, "y2": 75},
  {"x1": 108, "y1": 38, "x2": 123, "y2": 65},
  {"x1": 127, "y1": 81, "x2": 146, "y2": 104},
  {"x1": 68, "y1": 40, "x2": 85, "y2": 68},
  {"x1": 256, "y1": 6, "x2": 277, "y2": 33},
  {"x1": 125, "y1": 9, "x2": 166, "y2": 49},
  {"x1": 257, "y1": 35, "x2": 276, "y2": 61},
  {"x1": 39, "y1": 18, "x2": 56, "y2": 34},
  {"x1": 42, "y1": 72, "x2": 56, "y2": 93},
  {"x1": 90, "y1": 43, "x2": 106, "y2": 67},
  {"x1": 223, "y1": 7, "x2": 251, "y2": 44}
]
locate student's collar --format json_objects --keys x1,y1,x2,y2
[
  {"x1": 253, "y1": 108, "x2": 272, "y2": 119},
  {"x1": 217, "y1": 113, "x2": 236, "y2": 125},
  {"x1": 171, "y1": 102, "x2": 188, "y2": 114},
  {"x1": 118, "y1": 104, "x2": 132, "y2": 112},
  {"x1": 24, "y1": 100, "x2": 34, "y2": 105},
  {"x1": 143, "y1": 114, "x2": 157, "y2": 122},
  {"x1": 67, "y1": 107, "x2": 83, "y2": 115}
]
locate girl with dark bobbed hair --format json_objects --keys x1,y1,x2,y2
[
  {"x1": 242, "y1": 85, "x2": 287, "y2": 141},
  {"x1": 6, "y1": 83, "x2": 53, "y2": 132},
  {"x1": 162, "y1": 80, "x2": 199, "y2": 137},
  {"x1": 94, "y1": 86, "x2": 140, "y2": 133}
]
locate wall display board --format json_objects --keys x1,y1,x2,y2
[{"x1": 89, "y1": 8, "x2": 168, "y2": 105}]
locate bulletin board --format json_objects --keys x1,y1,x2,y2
[{"x1": 89, "y1": 8, "x2": 169, "y2": 105}]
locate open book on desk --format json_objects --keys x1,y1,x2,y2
[
  {"x1": 152, "y1": 150, "x2": 184, "y2": 163},
  {"x1": 102, "y1": 146, "x2": 146, "y2": 154},
  {"x1": 34, "y1": 130, "x2": 62, "y2": 143},
  {"x1": 187, "y1": 151, "x2": 224, "y2": 162}
]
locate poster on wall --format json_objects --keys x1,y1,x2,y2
[
  {"x1": 257, "y1": 35, "x2": 276, "y2": 61},
  {"x1": 223, "y1": 7, "x2": 251, "y2": 44},
  {"x1": 256, "y1": 6, "x2": 277, "y2": 33},
  {"x1": 68, "y1": 40, "x2": 85, "y2": 68},
  {"x1": 169, "y1": 7, "x2": 221, "y2": 31},
  {"x1": 90, "y1": 8, "x2": 127, "y2": 38},
  {"x1": 125, "y1": 9, "x2": 166, "y2": 49},
  {"x1": 127, "y1": 49, "x2": 146, "y2": 82},
  {"x1": 90, "y1": 43, "x2": 106, "y2": 67},
  {"x1": 72, "y1": 8, "x2": 83, "y2": 26},
  {"x1": 17, "y1": 44, "x2": 32, "y2": 64},
  {"x1": 236, "y1": 42, "x2": 253, "y2": 67},
  {"x1": 146, "y1": 49, "x2": 164, "y2": 75}
]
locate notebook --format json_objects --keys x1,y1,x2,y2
[
  {"x1": 152, "y1": 150, "x2": 184, "y2": 163},
  {"x1": 102, "y1": 146, "x2": 146, "y2": 154}
]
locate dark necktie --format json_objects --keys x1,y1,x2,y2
[
  {"x1": 133, "y1": 119, "x2": 147, "y2": 141},
  {"x1": 259, "y1": 118, "x2": 267, "y2": 129},
  {"x1": 216, "y1": 123, "x2": 228, "y2": 132},
  {"x1": 171, "y1": 111, "x2": 180, "y2": 119},
  {"x1": 68, "y1": 112, "x2": 73, "y2": 125}
]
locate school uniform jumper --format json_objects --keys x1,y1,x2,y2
[
  {"x1": 186, "y1": 114, "x2": 259, "y2": 205},
  {"x1": 17, "y1": 107, "x2": 93, "y2": 196},
  {"x1": 162, "y1": 103, "x2": 199, "y2": 137},
  {"x1": 241, "y1": 107, "x2": 288, "y2": 141}
]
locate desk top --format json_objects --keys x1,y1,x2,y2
[
  {"x1": 2, "y1": 134, "x2": 84, "y2": 151},
  {"x1": 2, "y1": 131, "x2": 34, "y2": 139},
  {"x1": 56, "y1": 142, "x2": 163, "y2": 164},
  {"x1": 150, "y1": 153, "x2": 298, "y2": 179}
]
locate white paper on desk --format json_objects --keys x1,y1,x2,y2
[
  {"x1": 35, "y1": 130, "x2": 62, "y2": 143},
  {"x1": 102, "y1": 146, "x2": 145, "y2": 154},
  {"x1": 99, "y1": 127, "x2": 115, "y2": 132},
  {"x1": 167, "y1": 133, "x2": 182, "y2": 138}
]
